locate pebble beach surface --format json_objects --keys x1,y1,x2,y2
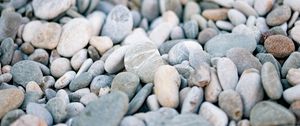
[{"x1": 0, "y1": 0, "x2": 300, "y2": 126}]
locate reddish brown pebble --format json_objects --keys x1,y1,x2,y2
[{"x1": 264, "y1": 35, "x2": 295, "y2": 58}]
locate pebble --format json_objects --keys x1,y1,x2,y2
[
  {"x1": 149, "y1": 23, "x2": 172, "y2": 47},
  {"x1": 26, "y1": 102, "x2": 53, "y2": 126},
  {"x1": 191, "y1": 14, "x2": 208, "y2": 30},
  {"x1": 30, "y1": 22, "x2": 62, "y2": 49},
  {"x1": 219, "y1": 90, "x2": 243, "y2": 121},
  {"x1": 197, "y1": 28, "x2": 218, "y2": 45},
  {"x1": 57, "y1": 18, "x2": 92, "y2": 57},
  {"x1": 170, "y1": 26, "x2": 185, "y2": 40},
  {"x1": 165, "y1": 113, "x2": 212, "y2": 126},
  {"x1": 226, "y1": 48, "x2": 262, "y2": 75},
  {"x1": 261, "y1": 62, "x2": 283, "y2": 99},
  {"x1": 290, "y1": 25, "x2": 300, "y2": 44},
  {"x1": 122, "y1": 28, "x2": 152, "y2": 45},
  {"x1": 210, "y1": 0, "x2": 233, "y2": 8},
  {"x1": 66, "y1": 102, "x2": 85, "y2": 118},
  {"x1": 266, "y1": 5, "x2": 291, "y2": 26},
  {"x1": 125, "y1": 43, "x2": 165, "y2": 83},
  {"x1": 80, "y1": 93, "x2": 98, "y2": 105},
  {"x1": 188, "y1": 64, "x2": 211, "y2": 87},
  {"x1": 141, "y1": 0, "x2": 159, "y2": 21},
  {"x1": 265, "y1": 35, "x2": 294, "y2": 58},
  {"x1": 56, "y1": 89, "x2": 70, "y2": 104},
  {"x1": 50, "y1": 58, "x2": 72, "y2": 78},
  {"x1": 54, "y1": 71, "x2": 76, "y2": 89},
  {"x1": 256, "y1": 53, "x2": 281, "y2": 76},
  {"x1": 228, "y1": 9, "x2": 247, "y2": 26},
  {"x1": 281, "y1": 52, "x2": 300, "y2": 77},
  {"x1": 111, "y1": 72, "x2": 140, "y2": 99},
  {"x1": 87, "y1": 11, "x2": 106, "y2": 36},
  {"x1": 250, "y1": 101, "x2": 296, "y2": 126},
  {"x1": 46, "y1": 97, "x2": 67, "y2": 123},
  {"x1": 0, "y1": 11, "x2": 22, "y2": 41},
  {"x1": 254, "y1": 0, "x2": 273, "y2": 16},
  {"x1": 235, "y1": 69, "x2": 264, "y2": 117},
  {"x1": 160, "y1": 0, "x2": 182, "y2": 18},
  {"x1": 11, "y1": 114, "x2": 47, "y2": 126},
  {"x1": 28, "y1": 49, "x2": 49, "y2": 65},
  {"x1": 71, "y1": 49, "x2": 87, "y2": 71},
  {"x1": 216, "y1": 21, "x2": 234, "y2": 31},
  {"x1": 32, "y1": 0, "x2": 73, "y2": 19},
  {"x1": 120, "y1": 116, "x2": 145, "y2": 126},
  {"x1": 205, "y1": 33, "x2": 257, "y2": 57},
  {"x1": 233, "y1": 1, "x2": 258, "y2": 17},
  {"x1": 72, "y1": 91, "x2": 128, "y2": 126},
  {"x1": 0, "y1": 109, "x2": 25, "y2": 126},
  {"x1": 0, "y1": 38, "x2": 14, "y2": 65},
  {"x1": 217, "y1": 58, "x2": 238, "y2": 90},
  {"x1": 181, "y1": 86, "x2": 203, "y2": 113},
  {"x1": 283, "y1": 84, "x2": 300, "y2": 103},
  {"x1": 20, "y1": 42, "x2": 34, "y2": 55},
  {"x1": 202, "y1": 9, "x2": 228, "y2": 21},
  {"x1": 127, "y1": 83, "x2": 153, "y2": 115},
  {"x1": 69, "y1": 72, "x2": 93, "y2": 91},
  {"x1": 289, "y1": 101, "x2": 300, "y2": 118},
  {"x1": 87, "y1": 60, "x2": 105, "y2": 77},
  {"x1": 101, "y1": 5, "x2": 133, "y2": 44},
  {"x1": 154, "y1": 65, "x2": 180, "y2": 108},
  {"x1": 145, "y1": 95, "x2": 160, "y2": 112},
  {"x1": 87, "y1": 46, "x2": 100, "y2": 61},
  {"x1": 286, "y1": 68, "x2": 300, "y2": 86},
  {"x1": 204, "y1": 68, "x2": 222, "y2": 103},
  {"x1": 168, "y1": 40, "x2": 203, "y2": 65},
  {"x1": 104, "y1": 46, "x2": 128, "y2": 74},
  {"x1": 89, "y1": 36, "x2": 113, "y2": 55},
  {"x1": 0, "y1": 88, "x2": 24, "y2": 119},
  {"x1": 184, "y1": 1, "x2": 201, "y2": 22},
  {"x1": 183, "y1": 20, "x2": 198, "y2": 39},
  {"x1": 26, "y1": 81, "x2": 43, "y2": 96},
  {"x1": 232, "y1": 24, "x2": 261, "y2": 42},
  {"x1": 76, "y1": 58, "x2": 93, "y2": 77},
  {"x1": 11, "y1": 60, "x2": 43, "y2": 87},
  {"x1": 199, "y1": 102, "x2": 228, "y2": 126},
  {"x1": 90, "y1": 75, "x2": 113, "y2": 94},
  {"x1": 283, "y1": 0, "x2": 300, "y2": 12}
]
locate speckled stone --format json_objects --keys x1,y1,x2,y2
[{"x1": 264, "y1": 35, "x2": 295, "y2": 58}]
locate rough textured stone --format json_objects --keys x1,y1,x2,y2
[{"x1": 264, "y1": 35, "x2": 295, "y2": 58}]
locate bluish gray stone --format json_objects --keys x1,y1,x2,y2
[
  {"x1": 72, "y1": 91, "x2": 129, "y2": 126},
  {"x1": 69, "y1": 72, "x2": 93, "y2": 91},
  {"x1": 0, "y1": 38, "x2": 14, "y2": 65},
  {"x1": 26, "y1": 102, "x2": 53, "y2": 125},
  {"x1": 165, "y1": 113, "x2": 212, "y2": 126},
  {"x1": 90, "y1": 75, "x2": 113, "y2": 94},
  {"x1": 127, "y1": 83, "x2": 153, "y2": 114},
  {"x1": 111, "y1": 72, "x2": 140, "y2": 100},
  {"x1": 0, "y1": 109, "x2": 25, "y2": 126},
  {"x1": 0, "y1": 11, "x2": 22, "y2": 41},
  {"x1": 204, "y1": 33, "x2": 257, "y2": 57},
  {"x1": 46, "y1": 97, "x2": 67, "y2": 123},
  {"x1": 183, "y1": 20, "x2": 199, "y2": 39},
  {"x1": 281, "y1": 52, "x2": 300, "y2": 77}
]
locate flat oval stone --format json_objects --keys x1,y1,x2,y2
[
  {"x1": 199, "y1": 102, "x2": 228, "y2": 126},
  {"x1": 236, "y1": 69, "x2": 264, "y2": 117},
  {"x1": 261, "y1": 62, "x2": 283, "y2": 100},
  {"x1": 57, "y1": 18, "x2": 92, "y2": 57},
  {"x1": 226, "y1": 48, "x2": 262, "y2": 75},
  {"x1": 281, "y1": 52, "x2": 300, "y2": 77},
  {"x1": 90, "y1": 75, "x2": 113, "y2": 94},
  {"x1": 141, "y1": 0, "x2": 159, "y2": 21},
  {"x1": 228, "y1": 9, "x2": 247, "y2": 26},
  {"x1": 264, "y1": 35, "x2": 295, "y2": 58},
  {"x1": 233, "y1": 1, "x2": 258, "y2": 16},
  {"x1": 66, "y1": 102, "x2": 85, "y2": 118},
  {"x1": 283, "y1": 84, "x2": 300, "y2": 103},
  {"x1": 87, "y1": 60, "x2": 105, "y2": 77},
  {"x1": 0, "y1": 88, "x2": 24, "y2": 119},
  {"x1": 204, "y1": 68, "x2": 222, "y2": 103},
  {"x1": 11, "y1": 114, "x2": 47, "y2": 126},
  {"x1": 46, "y1": 97, "x2": 67, "y2": 123},
  {"x1": 165, "y1": 113, "x2": 212, "y2": 126},
  {"x1": 104, "y1": 46, "x2": 128, "y2": 74},
  {"x1": 0, "y1": 38, "x2": 14, "y2": 65},
  {"x1": 72, "y1": 91, "x2": 129, "y2": 126},
  {"x1": 204, "y1": 33, "x2": 257, "y2": 57},
  {"x1": 127, "y1": 83, "x2": 153, "y2": 115},
  {"x1": 154, "y1": 65, "x2": 180, "y2": 108},
  {"x1": 124, "y1": 42, "x2": 165, "y2": 83},
  {"x1": 71, "y1": 49, "x2": 87, "y2": 71},
  {"x1": 286, "y1": 68, "x2": 300, "y2": 86},
  {"x1": 120, "y1": 116, "x2": 145, "y2": 126},
  {"x1": 30, "y1": 22, "x2": 62, "y2": 49},
  {"x1": 254, "y1": 0, "x2": 273, "y2": 16},
  {"x1": 32, "y1": 0, "x2": 73, "y2": 19},
  {"x1": 266, "y1": 5, "x2": 291, "y2": 26},
  {"x1": 0, "y1": 11, "x2": 22, "y2": 41},
  {"x1": 111, "y1": 72, "x2": 140, "y2": 99},
  {"x1": 89, "y1": 36, "x2": 113, "y2": 55},
  {"x1": 0, "y1": 109, "x2": 25, "y2": 126},
  {"x1": 217, "y1": 58, "x2": 238, "y2": 90},
  {"x1": 202, "y1": 9, "x2": 228, "y2": 21},
  {"x1": 50, "y1": 58, "x2": 71, "y2": 78},
  {"x1": 218, "y1": 90, "x2": 243, "y2": 121},
  {"x1": 183, "y1": 20, "x2": 198, "y2": 39},
  {"x1": 55, "y1": 71, "x2": 76, "y2": 89},
  {"x1": 69, "y1": 72, "x2": 93, "y2": 91},
  {"x1": 250, "y1": 101, "x2": 296, "y2": 126},
  {"x1": 11, "y1": 60, "x2": 43, "y2": 87},
  {"x1": 101, "y1": 5, "x2": 133, "y2": 44},
  {"x1": 184, "y1": 1, "x2": 201, "y2": 21},
  {"x1": 181, "y1": 86, "x2": 203, "y2": 113},
  {"x1": 26, "y1": 103, "x2": 53, "y2": 126}
]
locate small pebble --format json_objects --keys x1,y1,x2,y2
[
  {"x1": 266, "y1": 5, "x2": 291, "y2": 26},
  {"x1": 264, "y1": 35, "x2": 295, "y2": 58}
]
